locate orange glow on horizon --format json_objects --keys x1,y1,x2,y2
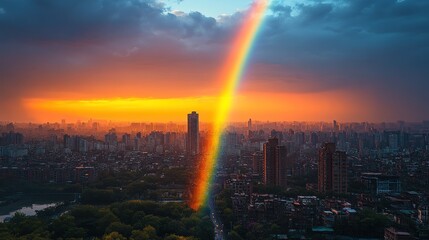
[
  {"x1": 23, "y1": 90, "x2": 370, "y2": 123},
  {"x1": 24, "y1": 97, "x2": 217, "y2": 122}
]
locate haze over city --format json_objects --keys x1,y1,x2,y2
[{"x1": 1, "y1": 0, "x2": 429, "y2": 122}]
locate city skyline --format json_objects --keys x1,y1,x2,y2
[
  {"x1": 1, "y1": 0, "x2": 429, "y2": 122},
  {"x1": 1, "y1": 109, "x2": 429, "y2": 239},
  {"x1": 1, "y1": 1, "x2": 429, "y2": 239}
]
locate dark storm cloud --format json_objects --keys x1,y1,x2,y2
[
  {"x1": 0, "y1": 0, "x2": 222, "y2": 89},
  {"x1": 0, "y1": 0, "x2": 428, "y2": 121},
  {"x1": 245, "y1": 0, "x2": 429, "y2": 119},
  {"x1": 256, "y1": 0, "x2": 429, "y2": 82},
  {"x1": 0, "y1": 0, "x2": 226, "y2": 120},
  {"x1": 0, "y1": 0, "x2": 159, "y2": 42},
  {"x1": 0, "y1": 0, "x2": 222, "y2": 45}
]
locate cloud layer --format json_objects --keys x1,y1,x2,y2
[{"x1": 0, "y1": 0, "x2": 428, "y2": 121}]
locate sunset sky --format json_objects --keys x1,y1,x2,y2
[{"x1": 1, "y1": 0, "x2": 428, "y2": 123}]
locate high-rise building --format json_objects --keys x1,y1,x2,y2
[
  {"x1": 247, "y1": 118, "x2": 252, "y2": 138},
  {"x1": 318, "y1": 143, "x2": 348, "y2": 194},
  {"x1": 225, "y1": 132, "x2": 239, "y2": 155},
  {"x1": 264, "y1": 138, "x2": 278, "y2": 185},
  {"x1": 333, "y1": 120, "x2": 340, "y2": 132},
  {"x1": 263, "y1": 138, "x2": 287, "y2": 187},
  {"x1": 63, "y1": 134, "x2": 70, "y2": 148},
  {"x1": 388, "y1": 133, "x2": 399, "y2": 151},
  {"x1": 252, "y1": 151, "x2": 264, "y2": 176},
  {"x1": 105, "y1": 130, "x2": 117, "y2": 145},
  {"x1": 271, "y1": 129, "x2": 283, "y2": 143},
  {"x1": 0, "y1": 132, "x2": 24, "y2": 146},
  {"x1": 122, "y1": 133, "x2": 131, "y2": 147},
  {"x1": 187, "y1": 111, "x2": 199, "y2": 155},
  {"x1": 276, "y1": 145, "x2": 288, "y2": 188}
]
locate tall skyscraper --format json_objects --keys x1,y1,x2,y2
[
  {"x1": 333, "y1": 120, "x2": 340, "y2": 132},
  {"x1": 264, "y1": 138, "x2": 278, "y2": 185},
  {"x1": 276, "y1": 145, "x2": 288, "y2": 188},
  {"x1": 122, "y1": 133, "x2": 131, "y2": 147},
  {"x1": 63, "y1": 134, "x2": 70, "y2": 148},
  {"x1": 263, "y1": 138, "x2": 287, "y2": 187},
  {"x1": 187, "y1": 111, "x2": 199, "y2": 155},
  {"x1": 318, "y1": 143, "x2": 348, "y2": 194},
  {"x1": 247, "y1": 118, "x2": 253, "y2": 138},
  {"x1": 252, "y1": 151, "x2": 264, "y2": 176}
]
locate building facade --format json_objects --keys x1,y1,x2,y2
[
  {"x1": 318, "y1": 143, "x2": 348, "y2": 194},
  {"x1": 263, "y1": 138, "x2": 287, "y2": 188},
  {"x1": 186, "y1": 111, "x2": 199, "y2": 155}
]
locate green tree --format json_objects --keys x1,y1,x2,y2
[
  {"x1": 0, "y1": 223, "x2": 14, "y2": 239},
  {"x1": 222, "y1": 208, "x2": 233, "y2": 226},
  {"x1": 228, "y1": 230, "x2": 244, "y2": 240},
  {"x1": 130, "y1": 225, "x2": 158, "y2": 240},
  {"x1": 127, "y1": 182, "x2": 150, "y2": 199},
  {"x1": 50, "y1": 215, "x2": 81, "y2": 238},
  {"x1": 270, "y1": 224, "x2": 281, "y2": 234},
  {"x1": 159, "y1": 218, "x2": 186, "y2": 236},
  {"x1": 8, "y1": 213, "x2": 44, "y2": 237},
  {"x1": 70, "y1": 205, "x2": 118, "y2": 237},
  {"x1": 232, "y1": 225, "x2": 246, "y2": 238},
  {"x1": 164, "y1": 234, "x2": 188, "y2": 240},
  {"x1": 141, "y1": 215, "x2": 161, "y2": 230},
  {"x1": 102, "y1": 231, "x2": 127, "y2": 240},
  {"x1": 81, "y1": 189, "x2": 118, "y2": 205},
  {"x1": 96, "y1": 209, "x2": 121, "y2": 237},
  {"x1": 106, "y1": 222, "x2": 133, "y2": 238},
  {"x1": 195, "y1": 217, "x2": 214, "y2": 240}
]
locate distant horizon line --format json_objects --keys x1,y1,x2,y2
[{"x1": 1, "y1": 119, "x2": 429, "y2": 125}]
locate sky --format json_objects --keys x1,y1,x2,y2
[
  {"x1": 163, "y1": 0, "x2": 252, "y2": 17},
  {"x1": 0, "y1": 0, "x2": 429, "y2": 123}
]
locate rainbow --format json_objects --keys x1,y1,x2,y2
[{"x1": 190, "y1": 0, "x2": 271, "y2": 210}]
